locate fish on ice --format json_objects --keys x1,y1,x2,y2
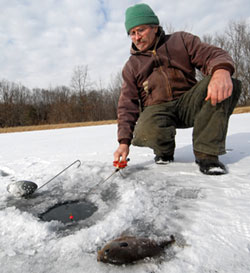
[{"x1": 97, "y1": 235, "x2": 175, "y2": 265}]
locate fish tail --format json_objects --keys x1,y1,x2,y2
[{"x1": 159, "y1": 235, "x2": 175, "y2": 248}]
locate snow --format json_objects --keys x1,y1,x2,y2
[{"x1": 0, "y1": 113, "x2": 250, "y2": 273}]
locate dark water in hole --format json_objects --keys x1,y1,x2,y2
[{"x1": 40, "y1": 200, "x2": 98, "y2": 224}]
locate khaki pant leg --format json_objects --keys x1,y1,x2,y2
[
  {"x1": 132, "y1": 102, "x2": 177, "y2": 156},
  {"x1": 176, "y1": 76, "x2": 242, "y2": 155}
]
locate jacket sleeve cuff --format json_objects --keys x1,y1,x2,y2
[
  {"x1": 119, "y1": 138, "x2": 131, "y2": 145},
  {"x1": 211, "y1": 64, "x2": 234, "y2": 75}
]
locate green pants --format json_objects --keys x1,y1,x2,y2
[{"x1": 132, "y1": 76, "x2": 241, "y2": 156}]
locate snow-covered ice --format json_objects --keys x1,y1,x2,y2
[{"x1": 1, "y1": 113, "x2": 250, "y2": 273}]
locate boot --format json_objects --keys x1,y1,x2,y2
[
  {"x1": 194, "y1": 151, "x2": 227, "y2": 175},
  {"x1": 154, "y1": 154, "x2": 174, "y2": 165}
]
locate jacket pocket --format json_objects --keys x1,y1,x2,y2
[
  {"x1": 142, "y1": 67, "x2": 172, "y2": 106},
  {"x1": 166, "y1": 67, "x2": 191, "y2": 95}
]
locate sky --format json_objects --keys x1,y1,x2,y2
[{"x1": 1, "y1": 0, "x2": 250, "y2": 90}]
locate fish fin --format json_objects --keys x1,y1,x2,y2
[
  {"x1": 159, "y1": 235, "x2": 175, "y2": 248},
  {"x1": 119, "y1": 230, "x2": 131, "y2": 237}
]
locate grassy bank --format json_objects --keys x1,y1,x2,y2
[
  {"x1": 233, "y1": 106, "x2": 250, "y2": 114},
  {"x1": 0, "y1": 120, "x2": 117, "y2": 134}
]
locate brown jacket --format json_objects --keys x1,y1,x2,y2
[{"x1": 117, "y1": 28, "x2": 235, "y2": 144}]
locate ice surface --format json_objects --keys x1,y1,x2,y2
[{"x1": 0, "y1": 114, "x2": 250, "y2": 272}]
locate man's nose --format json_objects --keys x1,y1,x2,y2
[{"x1": 135, "y1": 32, "x2": 142, "y2": 40}]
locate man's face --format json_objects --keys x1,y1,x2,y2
[{"x1": 129, "y1": 25, "x2": 158, "y2": 52}]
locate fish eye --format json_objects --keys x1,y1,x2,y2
[
  {"x1": 104, "y1": 249, "x2": 110, "y2": 254},
  {"x1": 119, "y1": 242, "x2": 128, "y2": 247}
]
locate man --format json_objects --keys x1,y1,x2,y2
[{"x1": 114, "y1": 3, "x2": 241, "y2": 175}]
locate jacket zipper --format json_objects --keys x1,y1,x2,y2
[{"x1": 152, "y1": 49, "x2": 173, "y2": 100}]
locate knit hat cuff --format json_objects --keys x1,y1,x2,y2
[{"x1": 125, "y1": 16, "x2": 159, "y2": 33}]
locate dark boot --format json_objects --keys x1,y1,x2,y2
[
  {"x1": 154, "y1": 154, "x2": 174, "y2": 165},
  {"x1": 194, "y1": 151, "x2": 227, "y2": 175}
]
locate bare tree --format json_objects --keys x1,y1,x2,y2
[
  {"x1": 224, "y1": 21, "x2": 250, "y2": 105},
  {"x1": 70, "y1": 65, "x2": 91, "y2": 94},
  {"x1": 107, "y1": 71, "x2": 123, "y2": 118},
  {"x1": 164, "y1": 23, "x2": 176, "y2": 34},
  {"x1": 200, "y1": 21, "x2": 250, "y2": 105}
]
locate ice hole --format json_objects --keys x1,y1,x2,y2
[{"x1": 39, "y1": 200, "x2": 98, "y2": 224}]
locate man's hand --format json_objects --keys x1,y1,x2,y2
[
  {"x1": 114, "y1": 144, "x2": 129, "y2": 162},
  {"x1": 205, "y1": 69, "x2": 233, "y2": 106}
]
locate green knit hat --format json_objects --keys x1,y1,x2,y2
[{"x1": 125, "y1": 3, "x2": 159, "y2": 34}]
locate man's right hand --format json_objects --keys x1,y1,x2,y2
[{"x1": 114, "y1": 144, "x2": 130, "y2": 162}]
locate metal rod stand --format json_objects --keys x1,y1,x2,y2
[{"x1": 37, "y1": 160, "x2": 81, "y2": 191}]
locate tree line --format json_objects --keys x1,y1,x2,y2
[
  {"x1": 201, "y1": 20, "x2": 250, "y2": 106},
  {"x1": 0, "y1": 20, "x2": 249, "y2": 128},
  {"x1": 0, "y1": 72, "x2": 122, "y2": 127}
]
